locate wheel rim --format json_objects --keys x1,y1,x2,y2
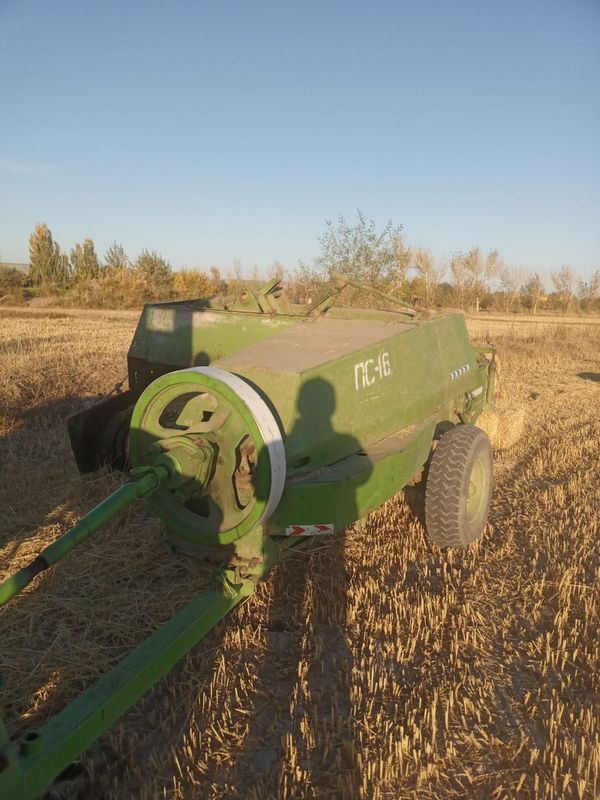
[
  {"x1": 129, "y1": 368, "x2": 285, "y2": 545},
  {"x1": 466, "y1": 455, "x2": 488, "y2": 525}
]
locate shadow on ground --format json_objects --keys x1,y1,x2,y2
[{"x1": 577, "y1": 372, "x2": 600, "y2": 382}]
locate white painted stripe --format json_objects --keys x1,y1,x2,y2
[
  {"x1": 182, "y1": 366, "x2": 286, "y2": 523},
  {"x1": 450, "y1": 363, "x2": 471, "y2": 380}
]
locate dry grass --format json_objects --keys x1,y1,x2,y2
[{"x1": 0, "y1": 308, "x2": 598, "y2": 799}]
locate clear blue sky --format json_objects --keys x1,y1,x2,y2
[{"x1": 1, "y1": 0, "x2": 599, "y2": 278}]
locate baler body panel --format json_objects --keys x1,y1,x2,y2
[
  {"x1": 71, "y1": 303, "x2": 304, "y2": 472},
  {"x1": 268, "y1": 415, "x2": 438, "y2": 535},
  {"x1": 70, "y1": 297, "x2": 489, "y2": 491},
  {"x1": 127, "y1": 303, "x2": 302, "y2": 389},
  {"x1": 214, "y1": 312, "x2": 484, "y2": 474}
]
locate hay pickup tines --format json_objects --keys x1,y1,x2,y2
[{"x1": 0, "y1": 277, "x2": 496, "y2": 799}]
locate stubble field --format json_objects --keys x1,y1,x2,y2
[{"x1": 0, "y1": 307, "x2": 598, "y2": 799}]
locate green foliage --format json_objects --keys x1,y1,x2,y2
[
  {"x1": 70, "y1": 239, "x2": 100, "y2": 283},
  {"x1": 28, "y1": 223, "x2": 67, "y2": 287},
  {"x1": 521, "y1": 273, "x2": 546, "y2": 314},
  {"x1": 56, "y1": 254, "x2": 71, "y2": 289},
  {"x1": 298, "y1": 210, "x2": 411, "y2": 308},
  {"x1": 104, "y1": 242, "x2": 129, "y2": 271},
  {"x1": 65, "y1": 251, "x2": 212, "y2": 308},
  {"x1": 66, "y1": 267, "x2": 166, "y2": 308},
  {"x1": 314, "y1": 210, "x2": 411, "y2": 290},
  {"x1": 0, "y1": 266, "x2": 28, "y2": 304},
  {"x1": 0, "y1": 266, "x2": 25, "y2": 290},
  {"x1": 172, "y1": 268, "x2": 214, "y2": 298},
  {"x1": 17, "y1": 220, "x2": 599, "y2": 315},
  {"x1": 435, "y1": 282, "x2": 456, "y2": 307},
  {"x1": 134, "y1": 249, "x2": 172, "y2": 287}
]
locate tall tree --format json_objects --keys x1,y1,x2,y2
[
  {"x1": 414, "y1": 248, "x2": 445, "y2": 307},
  {"x1": 28, "y1": 223, "x2": 62, "y2": 286},
  {"x1": 134, "y1": 249, "x2": 172, "y2": 285},
  {"x1": 104, "y1": 241, "x2": 129, "y2": 271},
  {"x1": 577, "y1": 270, "x2": 600, "y2": 311},
  {"x1": 70, "y1": 239, "x2": 100, "y2": 283},
  {"x1": 521, "y1": 273, "x2": 546, "y2": 315},
  {"x1": 55, "y1": 253, "x2": 71, "y2": 288},
  {"x1": 498, "y1": 265, "x2": 527, "y2": 312},
  {"x1": 314, "y1": 210, "x2": 411, "y2": 293},
  {"x1": 551, "y1": 266, "x2": 576, "y2": 312},
  {"x1": 450, "y1": 248, "x2": 499, "y2": 309}
]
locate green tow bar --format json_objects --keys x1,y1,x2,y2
[
  {"x1": 0, "y1": 468, "x2": 166, "y2": 608},
  {"x1": 0, "y1": 565, "x2": 255, "y2": 800},
  {"x1": 0, "y1": 446, "x2": 257, "y2": 799}
]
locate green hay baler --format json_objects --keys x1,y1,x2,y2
[{"x1": 0, "y1": 277, "x2": 496, "y2": 798}]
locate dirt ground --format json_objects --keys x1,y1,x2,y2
[{"x1": 0, "y1": 307, "x2": 598, "y2": 799}]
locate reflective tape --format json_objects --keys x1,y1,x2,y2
[
  {"x1": 285, "y1": 523, "x2": 334, "y2": 537},
  {"x1": 450, "y1": 364, "x2": 471, "y2": 380},
  {"x1": 185, "y1": 366, "x2": 286, "y2": 523}
]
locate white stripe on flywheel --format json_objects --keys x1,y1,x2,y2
[{"x1": 181, "y1": 366, "x2": 286, "y2": 523}]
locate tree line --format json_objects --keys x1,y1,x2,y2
[
  {"x1": 0, "y1": 223, "x2": 217, "y2": 307},
  {"x1": 1, "y1": 215, "x2": 598, "y2": 313},
  {"x1": 294, "y1": 212, "x2": 600, "y2": 314},
  {"x1": 27, "y1": 223, "x2": 187, "y2": 293}
]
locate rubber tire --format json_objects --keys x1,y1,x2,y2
[{"x1": 425, "y1": 425, "x2": 493, "y2": 548}]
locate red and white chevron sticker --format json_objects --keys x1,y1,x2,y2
[{"x1": 284, "y1": 523, "x2": 334, "y2": 536}]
